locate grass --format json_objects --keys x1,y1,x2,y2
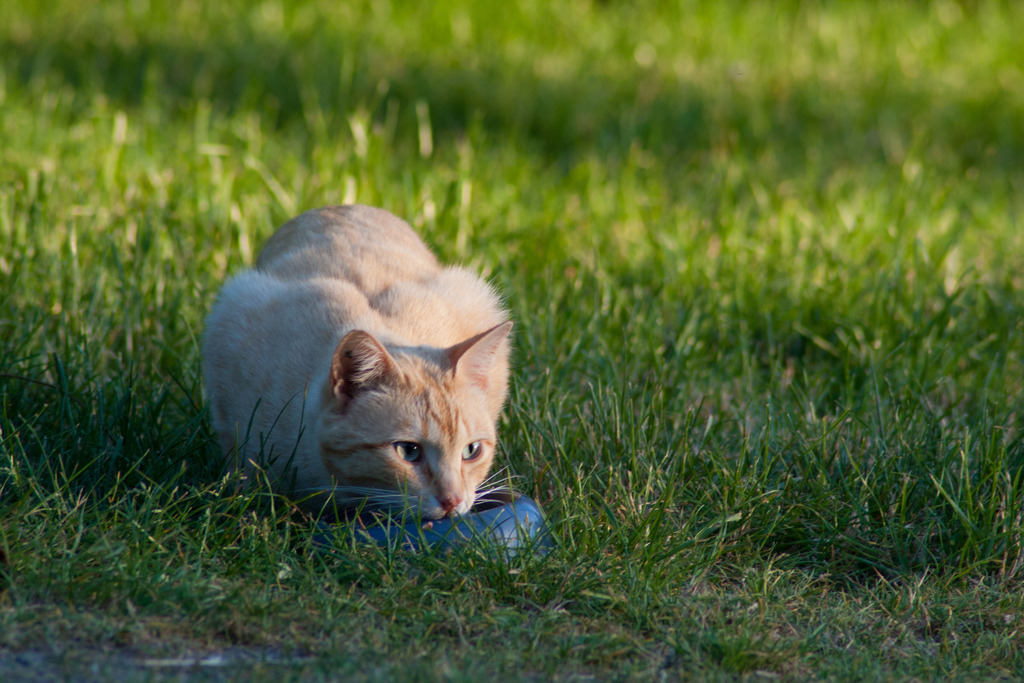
[{"x1": 1, "y1": 0, "x2": 1023, "y2": 679}]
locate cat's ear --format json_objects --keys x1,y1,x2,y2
[
  {"x1": 330, "y1": 330, "x2": 394, "y2": 411},
  {"x1": 447, "y1": 321, "x2": 512, "y2": 392}
]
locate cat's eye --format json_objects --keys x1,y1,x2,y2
[
  {"x1": 394, "y1": 441, "x2": 422, "y2": 463},
  {"x1": 462, "y1": 441, "x2": 483, "y2": 461}
]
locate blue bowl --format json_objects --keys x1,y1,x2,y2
[{"x1": 315, "y1": 490, "x2": 552, "y2": 556}]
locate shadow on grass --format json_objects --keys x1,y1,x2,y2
[{"x1": 3, "y1": 23, "x2": 1022, "y2": 176}]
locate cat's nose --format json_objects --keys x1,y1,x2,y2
[{"x1": 439, "y1": 494, "x2": 463, "y2": 515}]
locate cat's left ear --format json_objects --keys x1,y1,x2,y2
[{"x1": 447, "y1": 321, "x2": 512, "y2": 392}]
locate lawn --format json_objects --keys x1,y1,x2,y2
[{"x1": 1, "y1": 0, "x2": 1023, "y2": 680}]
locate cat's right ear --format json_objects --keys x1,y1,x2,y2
[
  {"x1": 447, "y1": 321, "x2": 513, "y2": 392},
  {"x1": 330, "y1": 330, "x2": 393, "y2": 412}
]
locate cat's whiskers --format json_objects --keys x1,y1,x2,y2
[
  {"x1": 479, "y1": 465, "x2": 510, "y2": 485},
  {"x1": 293, "y1": 485, "x2": 417, "y2": 512},
  {"x1": 296, "y1": 477, "x2": 521, "y2": 514},
  {"x1": 472, "y1": 467, "x2": 517, "y2": 499}
]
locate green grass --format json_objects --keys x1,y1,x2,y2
[{"x1": 2, "y1": 0, "x2": 1023, "y2": 679}]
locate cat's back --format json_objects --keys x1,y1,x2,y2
[{"x1": 255, "y1": 205, "x2": 439, "y2": 290}]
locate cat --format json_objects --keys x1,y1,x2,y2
[{"x1": 202, "y1": 205, "x2": 512, "y2": 520}]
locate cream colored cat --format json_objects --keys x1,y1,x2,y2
[{"x1": 203, "y1": 205, "x2": 511, "y2": 519}]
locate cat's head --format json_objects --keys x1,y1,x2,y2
[{"x1": 314, "y1": 321, "x2": 512, "y2": 519}]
